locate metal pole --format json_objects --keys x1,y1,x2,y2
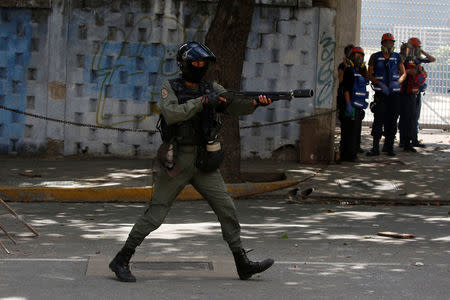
[
  {"x1": 0, "y1": 224, "x2": 17, "y2": 244},
  {"x1": 0, "y1": 198, "x2": 39, "y2": 237},
  {"x1": 0, "y1": 239, "x2": 10, "y2": 254}
]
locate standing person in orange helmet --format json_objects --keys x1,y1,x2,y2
[
  {"x1": 406, "y1": 37, "x2": 435, "y2": 148},
  {"x1": 339, "y1": 46, "x2": 369, "y2": 162},
  {"x1": 367, "y1": 33, "x2": 406, "y2": 157}
]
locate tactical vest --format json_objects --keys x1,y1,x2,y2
[
  {"x1": 157, "y1": 78, "x2": 220, "y2": 145},
  {"x1": 351, "y1": 67, "x2": 369, "y2": 109},
  {"x1": 372, "y1": 51, "x2": 402, "y2": 94}
]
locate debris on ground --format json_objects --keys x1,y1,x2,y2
[
  {"x1": 286, "y1": 187, "x2": 315, "y2": 203},
  {"x1": 19, "y1": 171, "x2": 42, "y2": 178},
  {"x1": 377, "y1": 232, "x2": 415, "y2": 239}
]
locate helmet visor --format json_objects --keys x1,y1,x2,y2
[{"x1": 182, "y1": 42, "x2": 216, "y2": 63}]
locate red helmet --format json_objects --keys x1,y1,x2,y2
[
  {"x1": 408, "y1": 37, "x2": 422, "y2": 47},
  {"x1": 381, "y1": 33, "x2": 395, "y2": 43},
  {"x1": 350, "y1": 46, "x2": 365, "y2": 55}
]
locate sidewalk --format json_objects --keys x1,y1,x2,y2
[
  {"x1": 0, "y1": 128, "x2": 449, "y2": 205},
  {"x1": 255, "y1": 128, "x2": 450, "y2": 205}
]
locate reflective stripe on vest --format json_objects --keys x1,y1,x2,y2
[{"x1": 351, "y1": 68, "x2": 369, "y2": 109}]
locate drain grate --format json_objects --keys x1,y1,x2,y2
[
  {"x1": 132, "y1": 261, "x2": 214, "y2": 271},
  {"x1": 86, "y1": 256, "x2": 234, "y2": 278}
]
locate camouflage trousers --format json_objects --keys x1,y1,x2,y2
[{"x1": 123, "y1": 146, "x2": 242, "y2": 252}]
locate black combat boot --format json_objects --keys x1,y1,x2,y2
[
  {"x1": 404, "y1": 146, "x2": 417, "y2": 153},
  {"x1": 109, "y1": 248, "x2": 136, "y2": 282},
  {"x1": 403, "y1": 140, "x2": 417, "y2": 153},
  {"x1": 412, "y1": 141, "x2": 426, "y2": 148},
  {"x1": 382, "y1": 144, "x2": 396, "y2": 156},
  {"x1": 232, "y1": 248, "x2": 274, "y2": 280},
  {"x1": 366, "y1": 139, "x2": 380, "y2": 156}
]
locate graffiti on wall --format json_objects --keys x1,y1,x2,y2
[
  {"x1": 0, "y1": 8, "x2": 32, "y2": 153},
  {"x1": 316, "y1": 30, "x2": 335, "y2": 108},
  {"x1": 84, "y1": 15, "x2": 209, "y2": 127}
]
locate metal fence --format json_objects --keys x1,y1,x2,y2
[{"x1": 360, "y1": 0, "x2": 450, "y2": 129}]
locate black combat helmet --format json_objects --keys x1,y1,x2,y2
[{"x1": 176, "y1": 41, "x2": 216, "y2": 82}]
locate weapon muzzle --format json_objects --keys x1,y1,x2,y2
[{"x1": 293, "y1": 89, "x2": 314, "y2": 98}]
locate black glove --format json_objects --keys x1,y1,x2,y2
[
  {"x1": 369, "y1": 101, "x2": 376, "y2": 113},
  {"x1": 202, "y1": 92, "x2": 227, "y2": 109}
]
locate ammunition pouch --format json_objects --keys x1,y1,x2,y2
[
  {"x1": 195, "y1": 142, "x2": 224, "y2": 172},
  {"x1": 157, "y1": 140, "x2": 177, "y2": 169}
]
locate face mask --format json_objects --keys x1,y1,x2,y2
[
  {"x1": 181, "y1": 62, "x2": 209, "y2": 83},
  {"x1": 407, "y1": 48, "x2": 413, "y2": 57},
  {"x1": 381, "y1": 45, "x2": 395, "y2": 54},
  {"x1": 352, "y1": 56, "x2": 364, "y2": 67}
]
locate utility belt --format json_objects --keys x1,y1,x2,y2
[
  {"x1": 370, "y1": 93, "x2": 397, "y2": 113},
  {"x1": 158, "y1": 139, "x2": 224, "y2": 176},
  {"x1": 373, "y1": 92, "x2": 387, "y2": 102},
  {"x1": 373, "y1": 92, "x2": 399, "y2": 102},
  {"x1": 171, "y1": 122, "x2": 203, "y2": 145},
  {"x1": 178, "y1": 145, "x2": 197, "y2": 152}
]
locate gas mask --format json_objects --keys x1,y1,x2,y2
[
  {"x1": 381, "y1": 45, "x2": 395, "y2": 54},
  {"x1": 349, "y1": 53, "x2": 365, "y2": 68},
  {"x1": 353, "y1": 56, "x2": 364, "y2": 67},
  {"x1": 412, "y1": 47, "x2": 421, "y2": 59}
]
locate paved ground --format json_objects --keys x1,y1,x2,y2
[
  {"x1": 0, "y1": 128, "x2": 449, "y2": 204},
  {"x1": 0, "y1": 201, "x2": 449, "y2": 299},
  {"x1": 304, "y1": 127, "x2": 450, "y2": 204},
  {"x1": 0, "y1": 128, "x2": 449, "y2": 299}
]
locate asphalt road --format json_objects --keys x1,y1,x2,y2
[{"x1": 0, "y1": 200, "x2": 449, "y2": 300}]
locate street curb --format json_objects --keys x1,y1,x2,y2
[
  {"x1": 0, "y1": 180, "x2": 299, "y2": 202},
  {"x1": 247, "y1": 194, "x2": 450, "y2": 206}
]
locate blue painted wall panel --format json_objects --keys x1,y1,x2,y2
[{"x1": 0, "y1": 8, "x2": 32, "y2": 153}]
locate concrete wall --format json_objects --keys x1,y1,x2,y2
[{"x1": 0, "y1": 0, "x2": 343, "y2": 159}]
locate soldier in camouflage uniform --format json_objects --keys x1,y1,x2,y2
[{"x1": 109, "y1": 42, "x2": 274, "y2": 282}]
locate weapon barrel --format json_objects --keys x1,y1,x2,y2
[{"x1": 224, "y1": 89, "x2": 314, "y2": 101}]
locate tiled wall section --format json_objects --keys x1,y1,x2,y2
[
  {"x1": 240, "y1": 5, "x2": 318, "y2": 158},
  {"x1": 0, "y1": 8, "x2": 48, "y2": 154},
  {"x1": 64, "y1": 1, "x2": 217, "y2": 157}
]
